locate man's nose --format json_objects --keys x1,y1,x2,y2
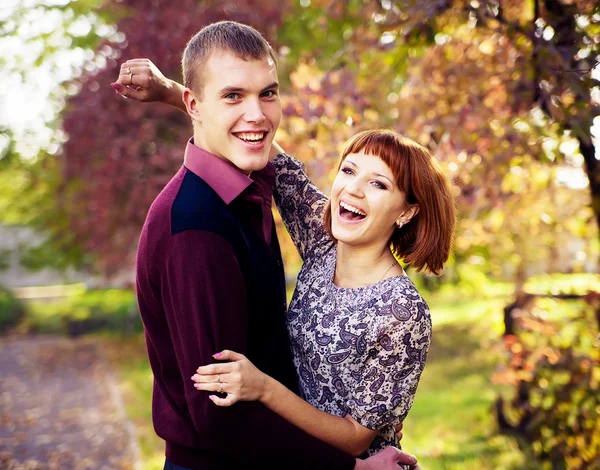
[{"x1": 243, "y1": 98, "x2": 266, "y2": 124}]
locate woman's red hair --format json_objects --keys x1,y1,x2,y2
[{"x1": 323, "y1": 129, "x2": 455, "y2": 275}]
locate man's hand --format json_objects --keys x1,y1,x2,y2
[
  {"x1": 111, "y1": 58, "x2": 184, "y2": 110},
  {"x1": 354, "y1": 447, "x2": 420, "y2": 470}
]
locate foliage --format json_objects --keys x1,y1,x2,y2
[
  {"x1": 494, "y1": 294, "x2": 600, "y2": 469},
  {"x1": 21, "y1": 0, "x2": 591, "y2": 281},
  {"x1": 277, "y1": 0, "x2": 599, "y2": 283},
  {"x1": 25, "y1": 286, "x2": 139, "y2": 335},
  {"x1": 0, "y1": 0, "x2": 120, "y2": 269},
  {"x1": 524, "y1": 272, "x2": 600, "y2": 295},
  {"x1": 0, "y1": 286, "x2": 26, "y2": 332}
]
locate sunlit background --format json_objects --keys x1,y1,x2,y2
[{"x1": 1, "y1": 1, "x2": 599, "y2": 469}]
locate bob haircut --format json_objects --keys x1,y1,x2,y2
[
  {"x1": 182, "y1": 21, "x2": 277, "y2": 96},
  {"x1": 323, "y1": 129, "x2": 456, "y2": 276}
]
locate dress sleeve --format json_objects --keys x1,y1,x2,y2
[
  {"x1": 346, "y1": 292, "x2": 432, "y2": 430},
  {"x1": 272, "y1": 152, "x2": 333, "y2": 261}
]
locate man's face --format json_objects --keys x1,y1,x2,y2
[{"x1": 190, "y1": 50, "x2": 281, "y2": 174}]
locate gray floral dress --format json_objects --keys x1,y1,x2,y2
[{"x1": 272, "y1": 153, "x2": 432, "y2": 456}]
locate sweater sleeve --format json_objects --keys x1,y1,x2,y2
[
  {"x1": 162, "y1": 230, "x2": 356, "y2": 469},
  {"x1": 272, "y1": 153, "x2": 334, "y2": 261}
]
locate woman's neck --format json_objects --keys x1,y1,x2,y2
[{"x1": 334, "y1": 242, "x2": 398, "y2": 288}]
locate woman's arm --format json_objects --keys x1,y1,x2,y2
[
  {"x1": 111, "y1": 58, "x2": 186, "y2": 111},
  {"x1": 192, "y1": 350, "x2": 377, "y2": 457},
  {"x1": 111, "y1": 59, "x2": 333, "y2": 261},
  {"x1": 271, "y1": 152, "x2": 333, "y2": 260}
]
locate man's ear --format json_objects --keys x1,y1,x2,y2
[{"x1": 182, "y1": 87, "x2": 202, "y2": 123}]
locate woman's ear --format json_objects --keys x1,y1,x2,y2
[
  {"x1": 396, "y1": 204, "x2": 420, "y2": 227},
  {"x1": 182, "y1": 87, "x2": 202, "y2": 123}
]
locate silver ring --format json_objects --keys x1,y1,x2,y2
[
  {"x1": 127, "y1": 67, "x2": 132, "y2": 81},
  {"x1": 219, "y1": 382, "x2": 224, "y2": 393},
  {"x1": 217, "y1": 374, "x2": 221, "y2": 383}
]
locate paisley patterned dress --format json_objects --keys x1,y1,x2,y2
[{"x1": 272, "y1": 152, "x2": 432, "y2": 456}]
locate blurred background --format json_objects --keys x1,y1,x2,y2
[{"x1": 1, "y1": 0, "x2": 599, "y2": 469}]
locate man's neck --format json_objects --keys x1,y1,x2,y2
[{"x1": 191, "y1": 133, "x2": 252, "y2": 176}]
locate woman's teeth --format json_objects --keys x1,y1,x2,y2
[{"x1": 340, "y1": 201, "x2": 366, "y2": 216}]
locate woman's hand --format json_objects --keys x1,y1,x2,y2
[
  {"x1": 395, "y1": 422, "x2": 404, "y2": 441},
  {"x1": 192, "y1": 350, "x2": 269, "y2": 406},
  {"x1": 111, "y1": 58, "x2": 184, "y2": 110}
]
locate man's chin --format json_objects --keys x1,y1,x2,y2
[{"x1": 234, "y1": 154, "x2": 270, "y2": 175}]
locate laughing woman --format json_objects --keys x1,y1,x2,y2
[{"x1": 113, "y1": 62, "x2": 455, "y2": 459}]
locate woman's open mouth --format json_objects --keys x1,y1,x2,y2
[{"x1": 339, "y1": 201, "x2": 366, "y2": 222}]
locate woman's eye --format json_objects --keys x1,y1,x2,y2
[
  {"x1": 372, "y1": 181, "x2": 387, "y2": 190},
  {"x1": 341, "y1": 167, "x2": 354, "y2": 175}
]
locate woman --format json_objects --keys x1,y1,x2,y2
[{"x1": 113, "y1": 61, "x2": 455, "y2": 458}]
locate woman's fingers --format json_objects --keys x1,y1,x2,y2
[
  {"x1": 213, "y1": 349, "x2": 246, "y2": 361},
  {"x1": 209, "y1": 394, "x2": 238, "y2": 407},
  {"x1": 195, "y1": 363, "x2": 235, "y2": 375},
  {"x1": 111, "y1": 82, "x2": 144, "y2": 99},
  {"x1": 118, "y1": 65, "x2": 150, "y2": 77},
  {"x1": 190, "y1": 373, "x2": 220, "y2": 383},
  {"x1": 394, "y1": 421, "x2": 404, "y2": 441},
  {"x1": 118, "y1": 68, "x2": 150, "y2": 86},
  {"x1": 120, "y1": 58, "x2": 151, "y2": 67},
  {"x1": 194, "y1": 381, "x2": 227, "y2": 393}
]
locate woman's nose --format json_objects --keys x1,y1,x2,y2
[{"x1": 344, "y1": 178, "x2": 365, "y2": 197}]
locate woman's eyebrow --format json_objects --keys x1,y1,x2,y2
[{"x1": 373, "y1": 172, "x2": 393, "y2": 184}]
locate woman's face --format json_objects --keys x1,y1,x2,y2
[{"x1": 330, "y1": 150, "x2": 411, "y2": 249}]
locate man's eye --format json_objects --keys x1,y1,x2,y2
[
  {"x1": 262, "y1": 90, "x2": 276, "y2": 98},
  {"x1": 225, "y1": 93, "x2": 240, "y2": 100}
]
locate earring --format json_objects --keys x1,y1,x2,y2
[{"x1": 396, "y1": 221, "x2": 403, "y2": 228}]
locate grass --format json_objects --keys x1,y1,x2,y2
[
  {"x1": 9, "y1": 273, "x2": 596, "y2": 467},
  {"x1": 101, "y1": 279, "x2": 599, "y2": 469},
  {"x1": 401, "y1": 293, "x2": 534, "y2": 469},
  {"x1": 101, "y1": 288, "x2": 537, "y2": 469},
  {"x1": 101, "y1": 335, "x2": 165, "y2": 469}
]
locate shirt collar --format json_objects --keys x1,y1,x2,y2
[{"x1": 183, "y1": 138, "x2": 253, "y2": 204}]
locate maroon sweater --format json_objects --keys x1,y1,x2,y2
[{"x1": 135, "y1": 142, "x2": 355, "y2": 469}]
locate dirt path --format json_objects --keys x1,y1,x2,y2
[{"x1": 0, "y1": 335, "x2": 140, "y2": 470}]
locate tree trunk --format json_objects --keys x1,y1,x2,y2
[
  {"x1": 543, "y1": 0, "x2": 599, "y2": 262},
  {"x1": 580, "y1": 137, "x2": 600, "y2": 242}
]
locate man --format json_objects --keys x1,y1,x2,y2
[{"x1": 120, "y1": 21, "x2": 419, "y2": 470}]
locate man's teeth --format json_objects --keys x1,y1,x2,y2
[
  {"x1": 237, "y1": 132, "x2": 265, "y2": 142},
  {"x1": 340, "y1": 201, "x2": 366, "y2": 216}
]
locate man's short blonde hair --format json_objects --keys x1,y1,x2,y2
[{"x1": 182, "y1": 21, "x2": 277, "y2": 97}]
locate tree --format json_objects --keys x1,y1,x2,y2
[
  {"x1": 0, "y1": 0, "x2": 119, "y2": 270},
  {"x1": 56, "y1": 0, "x2": 598, "y2": 283},
  {"x1": 277, "y1": 0, "x2": 599, "y2": 283}
]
